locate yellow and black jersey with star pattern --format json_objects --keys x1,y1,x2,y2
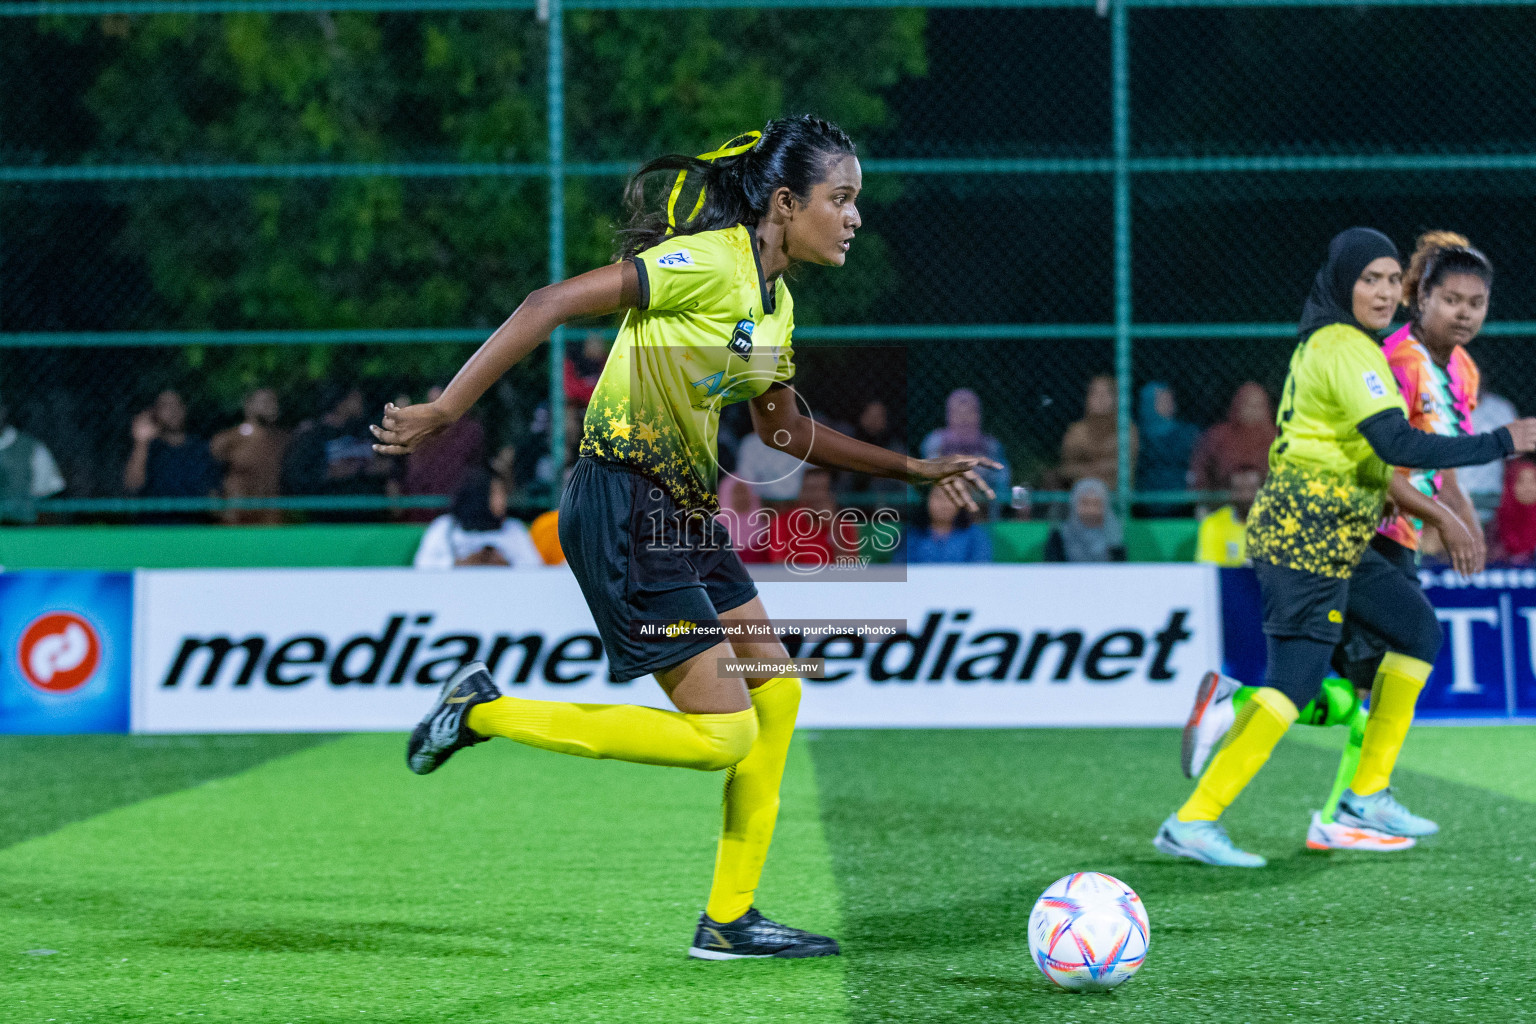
[
  {"x1": 579, "y1": 224, "x2": 795, "y2": 513},
  {"x1": 1246, "y1": 323, "x2": 1408, "y2": 578}
]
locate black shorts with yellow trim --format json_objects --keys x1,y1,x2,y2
[
  {"x1": 1253, "y1": 558, "x2": 1350, "y2": 644},
  {"x1": 557, "y1": 457, "x2": 758, "y2": 683}
]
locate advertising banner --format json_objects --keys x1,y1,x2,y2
[
  {"x1": 0, "y1": 571, "x2": 133, "y2": 734},
  {"x1": 1417, "y1": 566, "x2": 1536, "y2": 718},
  {"x1": 1219, "y1": 565, "x2": 1536, "y2": 719},
  {"x1": 132, "y1": 564, "x2": 1221, "y2": 732}
]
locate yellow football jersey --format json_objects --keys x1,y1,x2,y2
[
  {"x1": 1246, "y1": 323, "x2": 1408, "y2": 577},
  {"x1": 580, "y1": 225, "x2": 795, "y2": 512}
]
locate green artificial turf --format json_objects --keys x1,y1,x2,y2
[
  {"x1": 0, "y1": 734, "x2": 843, "y2": 1024},
  {"x1": 808, "y1": 728, "x2": 1536, "y2": 1024},
  {"x1": 0, "y1": 734, "x2": 336, "y2": 851},
  {"x1": 1, "y1": 727, "x2": 1532, "y2": 1024},
  {"x1": 1289, "y1": 723, "x2": 1536, "y2": 802}
]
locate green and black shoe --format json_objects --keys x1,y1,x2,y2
[
  {"x1": 406, "y1": 661, "x2": 500, "y2": 775},
  {"x1": 687, "y1": 908, "x2": 840, "y2": 960}
]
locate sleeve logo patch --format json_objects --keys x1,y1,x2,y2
[
  {"x1": 657, "y1": 250, "x2": 693, "y2": 267},
  {"x1": 728, "y1": 319, "x2": 755, "y2": 358},
  {"x1": 1362, "y1": 370, "x2": 1388, "y2": 399}
]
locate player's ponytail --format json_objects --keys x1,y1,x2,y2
[
  {"x1": 1402, "y1": 229, "x2": 1494, "y2": 315},
  {"x1": 616, "y1": 115, "x2": 856, "y2": 259}
]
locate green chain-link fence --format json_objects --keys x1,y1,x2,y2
[{"x1": 3, "y1": 0, "x2": 1536, "y2": 522}]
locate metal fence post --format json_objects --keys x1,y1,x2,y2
[
  {"x1": 1111, "y1": 0, "x2": 1132, "y2": 520},
  {"x1": 544, "y1": 0, "x2": 567, "y2": 495}
]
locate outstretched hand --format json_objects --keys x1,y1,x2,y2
[
  {"x1": 909, "y1": 455, "x2": 1002, "y2": 513},
  {"x1": 371, "y1": 402, "x2": 452, "y2": 456},
  {"x1": 1435, "y1": 512, "x2": 1486, "y2": 579}
]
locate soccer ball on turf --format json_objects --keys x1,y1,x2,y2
[{"x1": 1028, "y1": 872, "x2": 1148, "y2": 992}]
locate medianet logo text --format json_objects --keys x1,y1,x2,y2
[{"x1": 158, "y1": 609, "x2": 1197, "y2": 689}]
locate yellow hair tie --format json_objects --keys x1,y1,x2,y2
[{"x1": 666, "y1": 131, "x2": 762, "y2": 232}]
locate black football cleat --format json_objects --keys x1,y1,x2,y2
[
  {"x1": 687, "y1": 908, "x2": 841, "y2": 960},
  {"x1": 406, "y1": 661, "x2": 501, "y2": 775}
]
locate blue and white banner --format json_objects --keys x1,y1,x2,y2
[
  {"x1": 3, "y1": 562, "x2": 1530, "y2": 734},
  {"x1": 1220, "y1": 566, "x2": 1536, "y2": 719},
  {"x1": 0, "y1": 571, "x2": 133, "y2": 734}
]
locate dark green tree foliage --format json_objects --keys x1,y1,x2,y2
[{"x1": 40, "y1": 10, "x2": 924, "y2": 399}]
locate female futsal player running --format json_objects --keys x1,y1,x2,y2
[
  {"x1": 371, "y1": 116, "x2": 997, "y2": 954},
  {"x1": 1155, "y1": 226, "x2": 1536, "y2": 867},
  {"x1": 1182, "y1": 231, "x2": 1496, "y2": 853}
]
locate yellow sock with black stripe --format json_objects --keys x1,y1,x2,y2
[
  {"x1": 1177, "y1": 686, "x2": 1298, "y2": 822},
  {"x1": 1350, "y1": 652, "x2": 1432, "y2": 796},
  {"x1": 466, "y1": 696, "x2": 757, "y2": 772},
  {"x1": 705, "y1": 676, "x2": 800, "y2": 924}
]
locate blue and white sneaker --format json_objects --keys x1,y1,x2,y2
[
  {"x1": 1154, "y1": 813, "x2": 1267, "y2": 867},
  {"x1": 406, "y1": 661, "x2": 501, "y2": 775},
  {"x1": 1334, "y1": 788, "x2": 1439, "y2": 838},
  {"x1": 1182, "y1": 671, "x2": 1241, "y2": 779}
]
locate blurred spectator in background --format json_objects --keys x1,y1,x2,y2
[
  {"x1": 1195, "y1": 465, "x2": 1263, "y2": 567},
  {"x1": 210, "y1": 388, "x2": 288, "y2": 526},
  {"x1": 528, "y1": 508, "x2": 565, "y2": 566},
  {"x1": 1189, "y1": 381, "x2": 1275, "y2": 492},
  {"x1": 718, "y1": 474, "x2": 771, "y2": 563},
  {"x1": 533, "y1": 403, "x2": 584, "y2": 495},
  {"x1": 840, "y1": 399, "x2": 909, "y2": 502},
  {"x1": 901, "y1": 486, "x2": 991, "y2": 564},
  {"x1": 1057, "y1": 375, "x2": 1137, "y2": 492},
  {"x1": 1045, "y1": 478, "x2": 1126, "y2": 563},
  {"x1": 715, "y1": 403, "x2": 752, "y2": 475},
  {"x1": 0, "y1": 392, "x2": 65, "y2": 521},
  {"x1": 283, "y1": 386, "x2": 391, "y2": 517},
  {"x1": 1462, "y1": 379, "x2": 1519, "y2": 522},
  {"x1": 1488, "y1": 457, "x2": 1536, "y2": 565},
  {"x1": 413, "y1": 468, "x2": 542, "y2": 569},
  {"x1": 124, "y1": 389, "x2": 218, "y2": 522},
  {"x1": 766, "y1": 467, "x2": 858, "y2": 565},
  {"x1": 920, "y1": 388, "x2": 1009, "y2": 517},
  {"x1": 401, "y1": 385, "x2": 485, "y2": 523},
  {"x1": 1136, "y1": 382, "x2": 1199, "y2": 507},
  {"x1": 489, "y1": 444, "x2": 522, "y2": 506},
  {"x1": 564, "y1": 331, "x2": 611, "y2": 407},
  {"x1": 736, "y1": 429, "x2": 807, "y2": 505}
]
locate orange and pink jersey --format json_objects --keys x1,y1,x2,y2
[{"x1": 1378, "y1": 323, "x2": 1480, "y2": 550}]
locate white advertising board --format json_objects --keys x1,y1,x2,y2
[{"x1": 132, "y1": 564, "x2": 1220, "y2": 733}]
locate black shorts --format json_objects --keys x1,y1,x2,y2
[
  {"x1": 558, "y1": 457, "x2": 758, "y2": 682},
  {"x1": 1336, "y1": 534, "x2": 1420, "y2": 667},
  {"x1": 1254, "y1": 535, "x2": 1440, "y2": 664}
]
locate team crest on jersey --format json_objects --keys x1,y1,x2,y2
[
  {"x1": 691, "y1": 370, "x2": 729, "y2": 397},
  {"x1": 657, "y1": 250, "x2": 693, "y2": 267},
  {"x1": 728, "y1": 319, "x2": 755, "y2": 358}
]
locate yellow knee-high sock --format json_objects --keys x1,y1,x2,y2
[
  {"x1": 1177, "y1": 687, "x2": 1298, "y2": 822},
  {"x1": 1350, "y1": 652, "x2": 1431, "y2": 796},
  {"x1": 705, "y1": 676, "x2": 800, "y2": 924},
  {"x1": 466, "y1": 696, "x2": 757, "y2": 772}
]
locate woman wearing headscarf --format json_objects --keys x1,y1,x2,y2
[
  {"x1": 1043, "y1": 478, "x2": 1125, "y2": 563},
  {"x1": 920, "y1": 388, "x2": 1010, "y2": 516},
  {"x1": 1136, "y1": 382, "x2": 1200, "y2": 513},
  {"x1": 1186, "y1": 232, "x2": 1499, "y2": 856},
  {"x1": 1155, "y1": 227, "x2": 1536, "y2": 868},
  {"x1": 1189, "y1": 382, "x2": 1277, "y2": 492},
  {"x1": 1058, "y1": 374, "x2": 1138, "y2": 491},
  {"x1": 1489, "y1": 458, "x2": 1536, "y2": 565}
]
